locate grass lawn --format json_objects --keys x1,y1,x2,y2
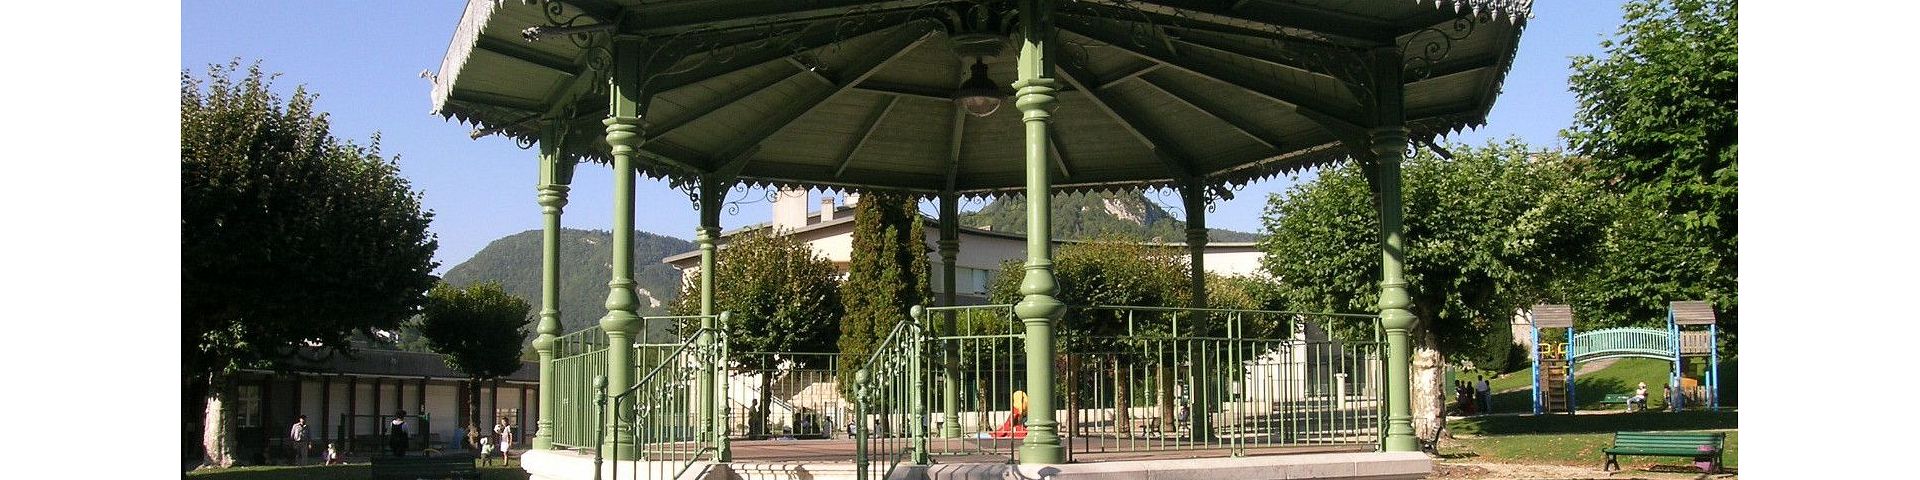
[
  {"x1": 1441, "y1": 410, "x2": 1737, "y2": 470},
  {"x1": 185, "y1": 463, "x2": 528, "y2": 480},
  {"x1": 1451, "y1": 357, "x2": 1738, "y2": 414}
]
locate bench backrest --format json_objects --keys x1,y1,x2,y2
[{"x1": 1613, "y1": 432, "x2": 1725, "y2": 450}]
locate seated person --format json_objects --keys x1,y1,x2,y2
[{"x1": 1628, "y1": 381, "x2": 1648, "y2": 411}]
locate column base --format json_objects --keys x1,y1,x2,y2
[{"x1": 1018, "y1": 442, "x2": 1066, "y2": 464}]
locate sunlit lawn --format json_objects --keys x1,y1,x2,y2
[{"x1": 1442, "y1": 410, "x2": 1737, "y2": 471}]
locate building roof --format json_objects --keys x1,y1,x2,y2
[
  {"x1": 429, "y1": 0, "x2": 1530, "y2": 199},
  {"x1": 252, "y1": 348, "x2": 539, "y2": 383}
]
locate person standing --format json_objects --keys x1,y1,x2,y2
[
  {"x1": 387, "y1": 411, "x2": 409, "y2": 457},
  {"x1": 495, "y1": 417, "x2": 514, "y2": 465},
  {"x1": 1474, "y1": 376, "x2": 1493, "y2": 414},
  {"x1": 289, "y1": 415, "x2": 311, "y2": 465}
]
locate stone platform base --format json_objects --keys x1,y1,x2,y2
[{"x1": 522, "y1": 449, "x2": 1431, "y2": 480}]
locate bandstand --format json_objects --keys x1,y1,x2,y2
[{"x1": 427, "y1": 1, "x2": 1531, "y2": 478}]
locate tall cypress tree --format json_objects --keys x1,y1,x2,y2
[{"x1": 837, "y1": 191, "x2": 931, "y2": 392}]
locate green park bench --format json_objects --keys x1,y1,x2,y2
[
  {"x1": 1599, "y1": 394, "x2": 1632, "y2": 406},
  {"x1": 1602, "y1": 431, "x2": 1725, "y2": 474},
  {"x1": 370, "y1": 453, "x2": 480, "y2": 480}
]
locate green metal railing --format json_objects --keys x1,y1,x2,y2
[
  {"x1": 854, "y1": 312, "x2": 932, "y2": 480},
  {"x1": 551, "y1": 316, "x2": 696, "y2": 452},
  {"x1": 601, "y1": 322, "x2": 728, "y2": 480},
  {"x1": 553, "y1": 325, "x2": 609, "y2": 449},
  {"x1": 854, "y1": 304, "x2": 1385, "y2": 478},
  {"x1": 727, "y1": 352, "x2": 845, "y2": 440}
]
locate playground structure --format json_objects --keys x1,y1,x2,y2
[{"x1": 1529, "y1": 301, "x2": 1722, "y2": 415}]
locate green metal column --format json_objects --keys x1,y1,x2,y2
[
  {"x1": 937, "y1": 193, "x2": 962, "y2": 439},
  {"x1": 599, "y1": 38, "x2": 646, "y2": 460},
  {"x1": 531, "y1": 122, "x2": 574, "y2": 451},
  {"x1": 1362, "y1": 45, "x2": 1417, "y2": 453},
  {"x1": 1370, "y1": 127, "x2": 1416, "y2": 452},
  {"x1": 695, "y1": 176, "x2": 729, "y2": 461},
  {"x1": 1012, "y1": 0, "x2": 1066, "y2": 464},
  {"x1": 1180, "y1": 181, "x2": 1212, "y2": 441}
]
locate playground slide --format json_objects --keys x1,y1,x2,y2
[{"x1": 990, "y1": 415, "x2": 1027, "y2": 439}]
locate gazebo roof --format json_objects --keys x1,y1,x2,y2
[{"x1": 431, "y1": 0, "x2": 1529, "y2": 197}]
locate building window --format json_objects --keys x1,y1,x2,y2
[{"x1": 235, "y1": 384, "x2": 262, "y2": 428}]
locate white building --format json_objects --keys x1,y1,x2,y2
[
  {"x1": 662, "y1": 189, "x2": 1266, "y2": 304},
  {"x1": 210, "y1": 349, "x2": 537, "y2": 465}
]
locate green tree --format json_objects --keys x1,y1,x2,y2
[
  {"x1": 670, "y1": 229, "x2": 843, "y2": 436},
  {"x1": 837, "y1": 191, "x2": 931, "y2": 394},
  {"x1": 183, "y1": 60, "x2": 438, "y2": 467},
  {"x1": 987, "y1": 238, "x2": 1192, "y2": 433},
  {"x1": 416, "y1": 282, "x2": 533, "y2": 448},
  {"x1": 1566, "y1": 0, "x2": 1738, "y2": 338},
  {"x1": 1258, "y1": 140, "x2": 1609, "y2": 442}
]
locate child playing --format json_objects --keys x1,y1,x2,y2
[
  {"x1": 323, "y1": 443, "x2": 346, "y2": 465},
  {"x1": 479, "y1": 437, "x2": 497, "y2": 466}
]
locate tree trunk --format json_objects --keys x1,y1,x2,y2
[
  {"x1": 1063, "y1": 355, "x2": 1078, "y2": 438},
  {"x1": 467, "y1": 379, "x2": 483, "y2": 449},
  {"x1": 200, "y1": 373, "x2": 235, "y2": 468},
  {"x1": 974, "y1": 384, "x2": 990, "y2": 434},
  {"x1": 1410, "y1": 330, "x2": 1447, "y2": 444},
  {"x1": 753, "y1": 374, "x2": 774, "y2": 437}
]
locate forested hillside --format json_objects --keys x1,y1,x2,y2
[
  {"x1": 960, "y1": 193, "x2": 1261, "y2": 242},
  {"x1": 441, "y1": 229, "x2": 694, "y2": 337}
]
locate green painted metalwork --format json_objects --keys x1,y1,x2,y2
[
  {"x1": 854, "y1": 303, "x2": 1385, "y2": 474},
  {"x1": 598, "y1": 36, "x2": 655, "y2": 461},
  {"x1": 937, "y1": 193, "x2": 962, "y2": 439},
  {"x1": 725, "y1": 352, "x2": 845, "y2": 439},
  {"x1": 551, "y1": 325, "x2": 608, "y2": 450},
  {"x1": 1180, "y1": 181, "x2": 1214, "y2": 442},
  {"x1": 1368, "y1": 122, "x2": 1417, "y2": 452},
  {"x1": 434, "y1": 0, "x2": 1534, "y2": 469},
  {"x1": 1012, "y1": 0, "x2": 1067, "y2": 464},
  {"x1": 600, "y1": 322, "x2": 729, "y2": 480},
  {"x1": 854, "y1": 309, "x2": 930, "y2": 480},
  {"x1": 532, "y1": 121, "x2": 574, "y2": 451},
  {"x1": 693, "y1": 177, "x2": 729, "y2": 462}
]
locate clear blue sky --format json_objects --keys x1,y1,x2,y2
[{"x1": 181, "y1": 0, "x2": 1626, "y2": 274}]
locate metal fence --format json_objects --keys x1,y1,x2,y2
[
  {"x1": 726, "y1": 352, "x2": 845, "y2": 440},
  {"x1": 603, "y1": 323, "x2": 728, "y2": 480},
  {"x1": 855, "y1": 304, "x2": 1385, "y2": 477},
  {"x1": 551, "y1": 325, "x2": 608, "y2": 449}
]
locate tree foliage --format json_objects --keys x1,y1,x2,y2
[
  {"x1": 669, "y1": 228, "x2": 844, "y2": 365},
  {"x1": 1259, "y1": 140, "x2": 1611, "y2": 369},
  {"x1": 837, "y1": 192, "x2": 931, "y2": 389},
  {"x1": 1566, "y1": 0, "x2": 1737, "y2": 337},
  {"x1": 183, "y1": 60, "x2": 439, "y2": 466},
  {"x1": 417, "y1": 282, "x2": 534, "y2": 381},
  {"x1": 183, "y1": 60, "x2": 440, "y2": 379},
  {"x1": 987, "y1": 238, "x2": 1191, "y2": 340},
  {"x1": 416, "y1": 281, "x2": 531, "y2": 448}
]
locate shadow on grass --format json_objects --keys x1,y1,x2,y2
[
  {"x1": 185, "y1": 464, "x2": 529, "y2": 480},
  {"x1": 1448, "y1": 410, "x2": 1736, "y2": 436}
]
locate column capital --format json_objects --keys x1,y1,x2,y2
[
  {"x1": 537, "y1": 184, "x2": 570, "y2": 213},
  {"x1": 1367, "y1": 127, "x2": 1409, "y2": 155}
]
